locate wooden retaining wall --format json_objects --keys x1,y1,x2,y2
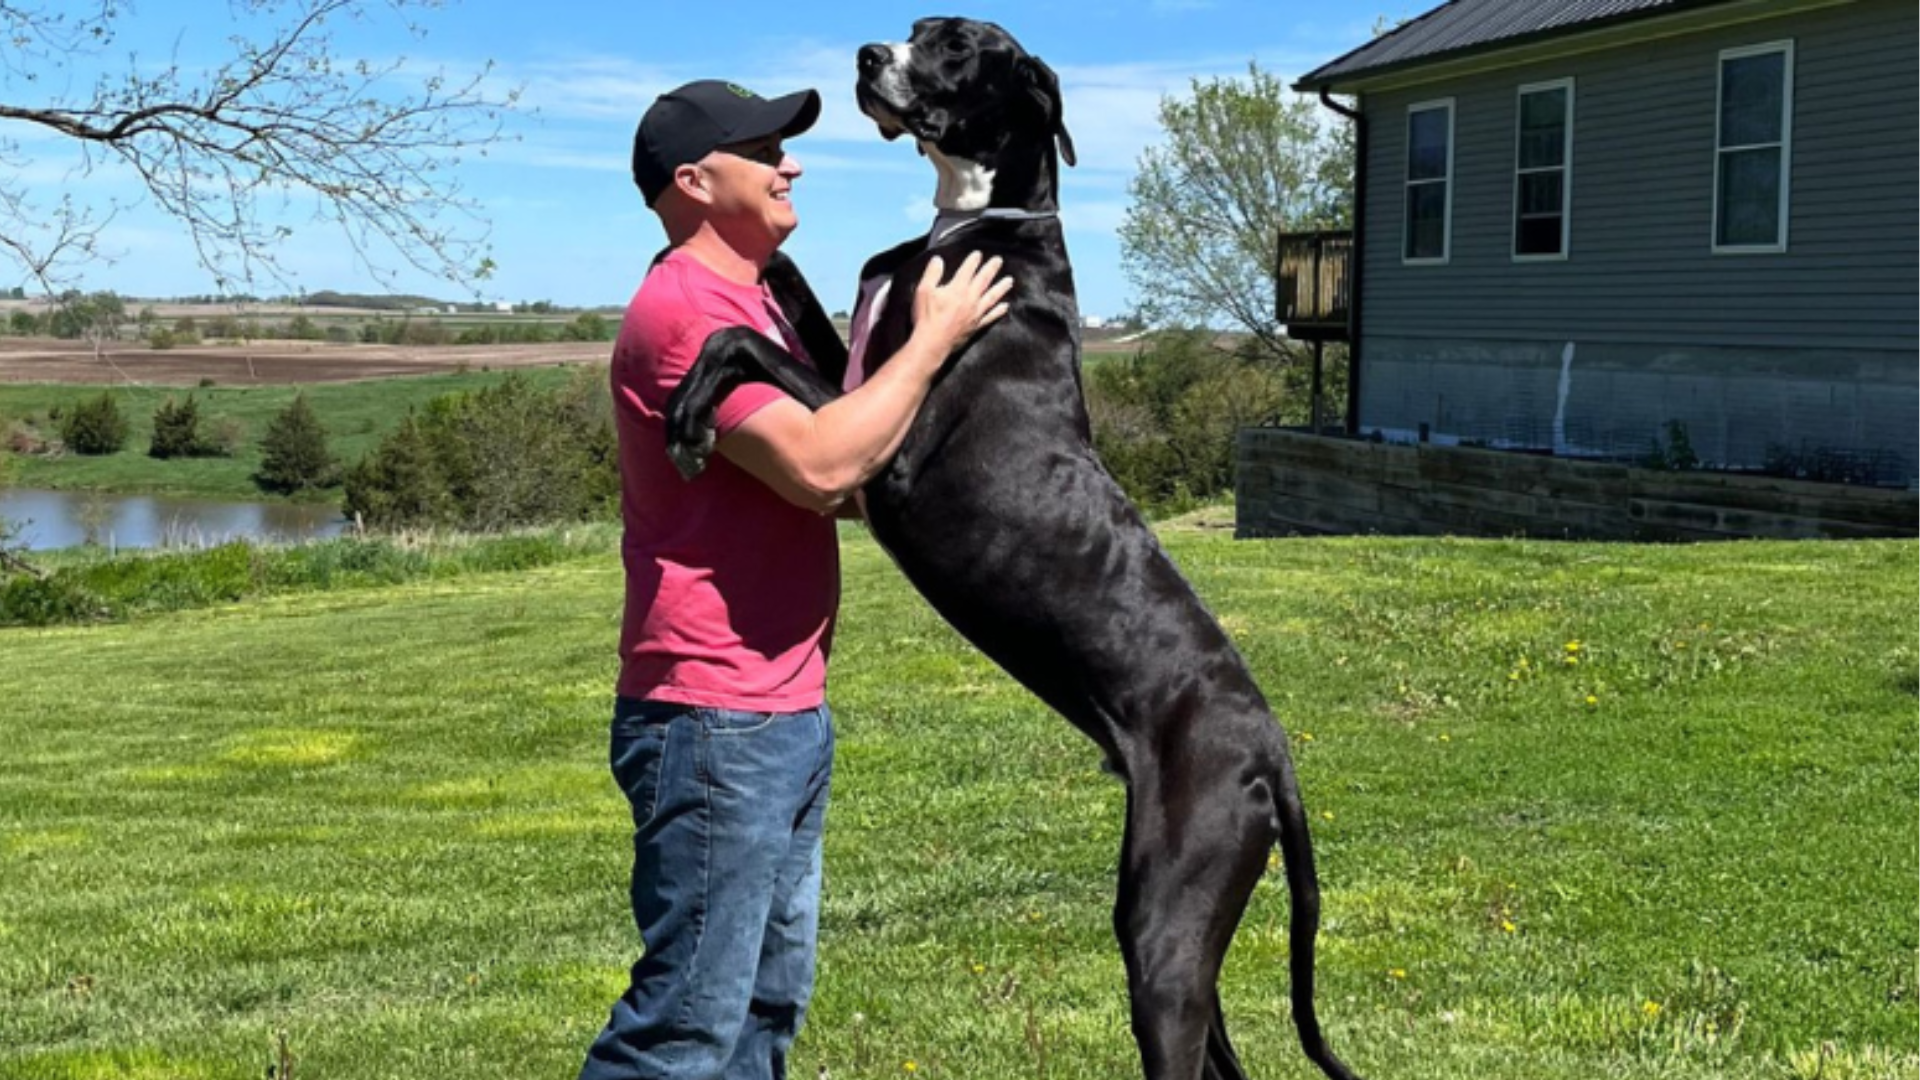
[{"x1": 1236, "y1": 429, "x2": 1919, "y2": 541}]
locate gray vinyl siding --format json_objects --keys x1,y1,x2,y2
[{"x1": 1357, "y1": 0, "x2": 1918, "y2": 353}]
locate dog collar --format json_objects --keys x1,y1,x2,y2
[{"x1": 930, "y1": 208, "x2": 1058, "y2": 244}]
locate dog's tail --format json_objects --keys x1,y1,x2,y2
[{"x1": 1271, "y1": 741, "x2": 1365, "y2": 1080}]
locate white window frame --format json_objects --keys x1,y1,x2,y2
[
  {"x1": 1512, "y1": 78, "x2": 1574, "y2": 262},
  {"x1": 1403, "y1": 98, "x2": 1454, "y2": 265},
  {"x1": 1712, "y1": 40, "x2": 1794, "y2": 255}
]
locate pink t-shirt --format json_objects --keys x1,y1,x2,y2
[{"x1": 611, "y1": 248, "x2": 838, "y2": 710}]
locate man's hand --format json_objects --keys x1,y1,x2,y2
[{"x1": 910, "y1": 251, "x2": 1013, "y2": 359}]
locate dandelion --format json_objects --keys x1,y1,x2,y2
[
  {"x1": 1439, "y1": 733, "x2": 1452, "y2": 743},
  {"x1": 1300, "y1": 732, "x2": 1315, "y2": 743},
  {"x1": 1565, "y1": 641, "x2": 1582, "y2": 653},
  {"x1": 1518, "y1": 656, "x2": 1531, "y2": 668},
  {"x1": 1267, "y1": 851, "x2": 1281, "y2": 872},
  {"x1": 970, "y1": 963, "x2": 985, "y2": 975},
  {"x1": 1389, "y1": 968, "x2": 1407, "y2": 980},
  {"x1": 1321, "y1": 810, "x2": 1335, "y2": 822},
  {"x1": 1501, "y1": 919, "x2": 1516, "y2": 934},
  {"x1": 904, "y1": 1061, "x2": 919, "y2": 1074},
  {"x1": 1586, "y1": 695, "x2": 1599, "y2": 706},
  {"x1": 1642, "y1": 1001, "x2": 1662, "y2": 1019}
]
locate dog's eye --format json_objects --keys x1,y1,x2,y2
[{"x1": 943, "y1": 39, "x2": 970, "y2": 57}]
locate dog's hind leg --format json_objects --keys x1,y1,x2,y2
[
  {"x1": 1114, "y1": 770, "x2": 1271, "y2": 1080},
  {"x1": 1203, "y1": 1000, "x2": 1251, "y2": 1080}
]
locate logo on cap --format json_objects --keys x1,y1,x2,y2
[{"x1": 726, "y1": 83, "x2": 759, "y2": 100}]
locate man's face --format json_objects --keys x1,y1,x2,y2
[{"x1": 689, "y1": 134, "x2": 802, "y2": 247}]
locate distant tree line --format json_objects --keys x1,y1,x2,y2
[{"x1": 0, "y1": 294, "x2": 617, "y2": 348}]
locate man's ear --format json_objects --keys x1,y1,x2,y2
[
  {"x1": 673, "y1": 162, "x2": 713, "y2": 205},
  {"x1": 1021, "y1": 54, "x2": 1076, "y2": 167}
]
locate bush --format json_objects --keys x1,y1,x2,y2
[
  {"x1": 1081, "y1": 332, "x2": 1289, "y2": 515},
  {"x1": 59, "y1": 392, "x2": 130, "y2": 455},
  {"x1": 209, "y1": 416, "x2": 248, "y2": 457},
  {"x1": 149, "y1": 394, "x2": 224, "y2": 459},
  {"x1": 147, "y1": 326, "x2": 178, "y2": 350},
  {"x1": 560, "y1": 312, "x2": 611, "y2": 342},
  {"x1": 254, "y1": 393, "x2": 340, "y2": 494},
  {"x1": 342, "y1": 413, "x2": 451, "y2": 529},
  {"x1": 0, "y1": 527, "x2": 616, "y2": 627},
  {"x1": 5, "y1": 417, "x2": 48, "y2": 455},
  {"x1": 1644, "y1": 420, "x2": 1700, "y2": 472},
  {"x1": 343, "y1": 370, "x2": 617, "y2": 532},
  {"x1": 8, "y1": 310, "x2": 39, "y2": 336}
]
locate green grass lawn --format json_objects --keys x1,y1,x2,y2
[
  {"x1": 0, "y1": 366, "x2": 587, "y2": 502},
  {"x1": 1, "y1": 529, "x2": 1913, "y2": 1079}
]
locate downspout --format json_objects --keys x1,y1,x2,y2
[{"x1": 1318, "y1": 88, "x2": 1365, "y2": 436}]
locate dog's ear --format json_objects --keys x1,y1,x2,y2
[{"x1": 1021, "y1": 53, "x2": 1077, "y2": 168}]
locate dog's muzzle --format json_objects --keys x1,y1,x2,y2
[{"x1": 856, "y1": 42, "x2": 917, "y2": 139}]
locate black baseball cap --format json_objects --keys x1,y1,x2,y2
[{"x1": 632, "y1": 80, "x2": 822, "y2": 205}]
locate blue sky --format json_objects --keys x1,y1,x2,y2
[{"x1": 36, "y1": 1, "x2": 1426, "y2": 319}]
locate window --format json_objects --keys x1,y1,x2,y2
[
  {"x1": 1715, "y1": 42, "x2": 1793, "y2": 252},
  {"x1": 1404, "y1": 99, "x2": 1453, "y2": 263},
  {"x1": 1514, "y1": 79, "x2": 1572, "y2": 259}
]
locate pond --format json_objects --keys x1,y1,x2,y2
[{"x1": 0, "y1": 488, "x2": 347, "y2": 552}]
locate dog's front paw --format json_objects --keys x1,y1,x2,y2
[{"x1": 665, "y1": 401, "x2": 718, "y2": 480}]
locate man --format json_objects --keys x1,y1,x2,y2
[{"x1": 580, "y1": 80, "x2": 1011, "y2": 1079}]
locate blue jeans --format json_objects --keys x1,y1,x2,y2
[{"x1": 580, "y1": 699, "x2": 834, "y2": 1080}]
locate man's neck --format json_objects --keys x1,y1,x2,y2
[{"x1": 677, "y1": 228, "x2": 769, "y2": 287}]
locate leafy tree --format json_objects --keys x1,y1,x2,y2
[
  {"x1": 47, "y1": 290, "x2": 125, "y2": 342},
  {"x1": 255, "y1": 393, "x2": 340, "y2": 493},
  {"x1": 0, "y1": 0, "x2": 517, "y2": 291},
  {"x1": 58, "y1": 391, "x2": 129, "y2": 455},
  {"x1": 149, "y1": 394, "x2": 221, "y2": 458},
  {"x1": 1119, "y1": 61, "x2": 1353, "y2": 360}
]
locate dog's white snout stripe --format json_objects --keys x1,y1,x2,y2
[{"x1": 874, "y1": 42, "x2": 914, "y2": 104}]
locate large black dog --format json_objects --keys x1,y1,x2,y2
[{"x1": 666, "y1": 18, "x2": 1362, "y2": 1080}]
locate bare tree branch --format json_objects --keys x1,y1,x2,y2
[{"x1": 0, "y1": 0, "x2": 518, "y2": 293}]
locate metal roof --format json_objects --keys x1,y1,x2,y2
[{"x1": 1295, "y1": 0, "x2": 1745, "y2": 90}]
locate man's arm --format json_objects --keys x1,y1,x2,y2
[{"x1": 718, "y1": 252, "x2": 1009, "y2": 514}]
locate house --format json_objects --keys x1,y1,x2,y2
[{"x1": 1290, "y1": 0, "x2": 1917, "y2": 485}]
